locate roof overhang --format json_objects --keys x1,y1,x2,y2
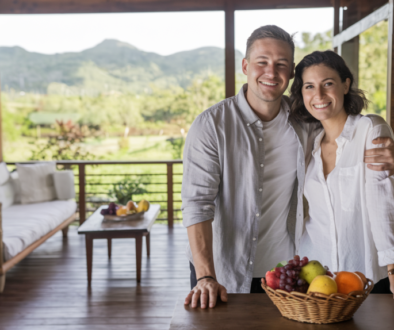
[{"x1": 0, "y1": 0, "x2": 333, "y2": 14}]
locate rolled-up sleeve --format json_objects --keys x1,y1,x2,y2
[
  {"x1": 365, "y1": 123, "x2": 394, "y2": 266},
  {"x1": 182, "y1": 112, "x2": 220, "y2": 228}
]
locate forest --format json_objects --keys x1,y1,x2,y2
[{"x1": 1, "y1": 22, "x2": 388, "y2": 162}]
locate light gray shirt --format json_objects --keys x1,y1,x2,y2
[{"x1": 181, "y1": 85, "x2": 314, "y2": 293}]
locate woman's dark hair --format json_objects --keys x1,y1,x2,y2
[{"x1": 289, "y1": 50, "x2": 369, "y2": 124}]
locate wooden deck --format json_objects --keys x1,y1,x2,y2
[{"x1": 0, "y1": 224, "x2": 190, "y2": 330}]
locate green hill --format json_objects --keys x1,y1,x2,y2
[{"x1": 0, "y1": 39, "x2": 244, "y2": 94}]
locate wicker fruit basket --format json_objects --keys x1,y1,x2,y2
[{"x1": 261, "y1": 278, "x2": 374, "y2": 324}]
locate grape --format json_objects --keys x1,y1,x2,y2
[
  {"x1": 279, "y1": 283, "x2": 285, "y2": 290},
  {"x1": 297, "y1": 279, "x2": 305, "y2": 286},
  {"x1": 280, "y1": 274, "x2": 286, "y2": 280},
  {"x1": 274, "y1": 268, "x2": 281, "y2": 277},
  {"x1": 288, "y1": 259, "x2": 294, "y2": 265},
  {"x1": 299, "y1": 260, "x2": 305, "y2": 267},
  {"x1": 294, "y1": 255, "x2": 300, "y2": 261},
  {"x1": 294, "y1": 260, "x2": 300, "y2": 267},
  {"x1": 285, "y1": 285, "x2": 292, "y2": 292},
  {"x1": 302, "y1": 257, "x2": 309, "y2": 263},
  {"x1": 280, "y1": 267, "x2": 286, "y2": 274},
  {"x1": 286, "y1": 270, "x2": 292, "y2": 277},
  {"x1": 286, "y1": 278, "x2": 295, "y2": 285}
]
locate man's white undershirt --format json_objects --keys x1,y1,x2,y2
[{"x1": 252, "y1": 106, "x2": 299, "y2": 277}]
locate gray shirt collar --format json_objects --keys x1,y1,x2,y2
[{"x1": 236, "y1": 84, "x2": 290, "y2": 127}]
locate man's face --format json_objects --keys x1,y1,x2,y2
[{"x1": 242, "y1": 38, "x2": 294, "y2": 104}]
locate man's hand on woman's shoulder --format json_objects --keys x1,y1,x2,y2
[
  {"x1": 184, "y1": 278, "x2": 228, "y2": 309},
  {"x1": 364, "y1": 137, "x2": 394, "y2": 176}
]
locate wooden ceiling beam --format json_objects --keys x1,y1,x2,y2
[{"x1": 0, "y1": 0, "x2": 332, "y2": 14}]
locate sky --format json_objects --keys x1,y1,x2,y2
[{"x1": 0, "y1": 8, "x2": 333, "y2": 56}]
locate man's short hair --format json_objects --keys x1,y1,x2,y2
[{"x1": 246, "y1": 25, "x2": 295, "y2": 61}]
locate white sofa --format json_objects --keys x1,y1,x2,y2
[{"x1": 0, "y1": 162, "x2": 77, "y2": 292}]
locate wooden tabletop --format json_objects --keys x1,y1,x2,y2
[
  {"x1": 169, "y1": 294, "x2": 394, "y2": 330},
  {"x1": 78, "y1": 204, "x2": 161, "y2": 234}
]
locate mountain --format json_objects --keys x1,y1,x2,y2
[{"x1": 0, "y1": 39, "x2": 244, "y2": 94}]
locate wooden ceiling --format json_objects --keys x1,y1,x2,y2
[{"x1": 0, "y1": 0, "x2": 333, "y2": 14}]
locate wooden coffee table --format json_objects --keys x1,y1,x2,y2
[{"x1": 78, "y1": 204, "x2": 160, "y2": 285}]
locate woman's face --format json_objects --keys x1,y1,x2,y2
[{"x1": 301, "y1": 64, "x2": 350, "y2": 122}]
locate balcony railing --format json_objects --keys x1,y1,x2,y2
[{"x1": 6, "y1": 160, "x2": 183, "y2": 228}]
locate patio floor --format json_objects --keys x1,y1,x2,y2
[{"x1": 0, "y1": 224, "x2": 190, "y2": 330}]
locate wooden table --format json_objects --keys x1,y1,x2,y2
[
  {"x1": 78, "y1": 204, "x2": 160, "y2": 285},
  {"x1": 170, "y1": 294, "x2": 394, "y2": 329}
]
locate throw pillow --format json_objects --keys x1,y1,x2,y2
[
  {"x1": 16, "y1": 162, "x2": 57, "y2": 204},
  {"x1": 10, "y1": 171, "x2": 21, "y2": 204},
  {"x1": 53, "y1": 170, "x2": 76, "y2": 200},
  {"x1": 0, "y1": 179, "x2": 15, "y2": 209},
  {"x1": 0, "y1": 162, "x2": 10, "y2": 186}
]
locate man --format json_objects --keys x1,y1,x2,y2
[{"x1": 181, "y1": 25, "x2": 394, "y2": 309}]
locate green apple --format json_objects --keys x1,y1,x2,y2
[{"x1": 299, "y1": 260, "x2": 326, "y2": 284}]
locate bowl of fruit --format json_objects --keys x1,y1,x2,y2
[
  {"x1": 100, "y1": 200, "x2": 150, "y2": 221},
  {"x1": 261, "y1": 255, "x2": 374, "y2": 324}
]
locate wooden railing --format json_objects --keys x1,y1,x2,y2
[{"x1": 6, "y1": 160, "x2": 183, "y2": 228}]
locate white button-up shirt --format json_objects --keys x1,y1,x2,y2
[{"x1": 299, "y1": 114, "x2": 394, "y2": 283}]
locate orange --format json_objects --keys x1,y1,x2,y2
[
  {"x1": 354, "y1": 271, "x2": 368, "y2": 287},
  {"x1": 335, "y1": 271, "x2": 364, "y2": 294}
]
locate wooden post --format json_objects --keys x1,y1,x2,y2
[
  {"x1": 387, "y1": 0, "x2": 394, "y2": 129},
  {"x1": 225, "y1": 0, "x2": 235, "y2": 98},
  {"x1": 166, "y1": 163, "x2": 174, "y2": 228},
  {"x1": 78, "y1": 164, "x2": 86, "y2": 224},
  {"x1": 0, "y1": 79, "x2": 3, "y2": 163},
  {"x1": 333, "y1": 0, "x2": 340, "y2": 53}
]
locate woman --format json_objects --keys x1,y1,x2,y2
[{"x1": 290, "y1": 50, "x2": 394, "y2": 294}]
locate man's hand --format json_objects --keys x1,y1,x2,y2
[
  {"x1": 389, "y1": 276, "x2": 394, "y2": 299},
  {"x1": 364, "y1": 137, "x2": 394, "y2": 176},
  {"x1": 184, "y1": 278, "x2": 228, "y2": 309}
]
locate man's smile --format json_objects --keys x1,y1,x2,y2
[{"x1": 259, "y1": 81, "x2": 279, "y2": 87}]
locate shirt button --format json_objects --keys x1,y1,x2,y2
[
  {"x1": 247, "y1": 123, "x2": 250, "y2": 126},
  {"x1": 250, "y1": 261, "x2": 253, "y2": 265},
  {"x1": 258, "y1": 121, "x2": 261, "y2": 124},
  {"x1": 259, "y1": 188, "x2": 262, "y2": 192},
  {"x1": 256, "y1": 213, "x2": 260, "y2": 216},
  {"x1": 253, "y1": 237, "x2": 256, "y2": 241},
  {"x1": 259, "y1": 138, "x2": 262, "y2": 142},
  {"x1": 260, "y1": 164, "x2": 264, "y2": 167}
]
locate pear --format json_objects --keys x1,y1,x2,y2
[
  {"x1": 299, "y1": 260, "x2": 326, "y2": 284},
  {"x1": 307, "y1": 275, "x2": 337, "y2": 295}
]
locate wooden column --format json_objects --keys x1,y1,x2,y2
[
  {"x1": 388, "y1": 0, "x2": 394, "y2": 129},
  {"x1": 225, "y1": 0, "x2": 235, "y2": 98},
  {"x1": 341, "y1": 5, "x2": 359, "y2": 88},
  {"x1": 333, "y1": 0, "x2": 340, "y2": 53},
  {"x1": 0, "y1": 79, "x2": 3, "y2": 163},
  {"x1": 342, "y1": 37, "x2": 360, "y2": 87}
]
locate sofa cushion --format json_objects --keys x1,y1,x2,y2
[
  {"x1": 2, "y1": 200, "x2": 77, "y2": 261},
  {"x1": 16, "y1": 162, "x2": 57, "y2": 204},
  {"x1": 0, "y1": 162, "x2": 10, "y2": 186}
]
